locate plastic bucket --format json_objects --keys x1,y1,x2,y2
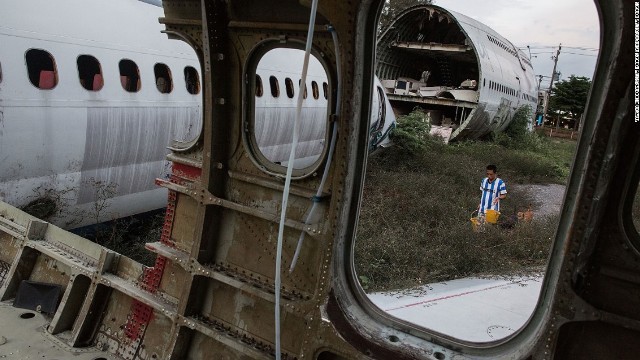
[{"x1": 485, "y1": 209, "x2": 500, "y2": 224}]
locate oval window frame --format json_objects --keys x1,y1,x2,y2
[{"x1": 242, "y1": 40, "x2": 334, "y2": 179}]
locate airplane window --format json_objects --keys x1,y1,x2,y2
[
  {"x1": 26, "y1": 48, "x2": 58, "y2": 90},
  {"x1": 269, "y1": 76, "x2": 279, "y2": 98},
  {"x1": 323, "y1": 82, "x2": 328, "y2": 99},
  {"x1": 285, "y1": 78, "x2": 295, "y2": 98},
  {"x1": 119, "y1": 59, "x2": 141, "y2": 92},
  {"x1": 77, "y1": 55, "x2": 103, "y2": 91},
  {"x1": 358, "y1": 1, "x2": 595, "y2": 343},
  {"x1": 184, "y1": 66, "x2": 200, "y2": 95},
  {"x1": 311, "y1": 81, "x2": 319, "y2": 100},
  {"x1": 299, "y1": 79, "x2": 308, "y2": 99},
  {"x1": 0, "y1": 61, "x2": 2, "y2": 83},
  {"x1": 255, "y1": 75, "x2": 263, "y2": 97},
  {"x1": 252, "y1": 48, "x2": 328, "y2": 172},
  {"x1": 154, "y1": 63, "x2": 173, "y2": 94}
]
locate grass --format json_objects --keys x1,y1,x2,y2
[
  {"x1": 355, "y1": 132, "x2": 576, "y2": 292},
  {"x1": 75, "y1": 211, "x2": 164, "y2": 267}
]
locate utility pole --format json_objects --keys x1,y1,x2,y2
[
  {"x1": 537, "y1": 75, "x2": 543, "y2": 93},
  {"x1": 544, "y1": 43, "x2": 561, "y2": 129}
]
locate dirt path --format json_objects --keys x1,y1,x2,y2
[{"x1": 511, "y1": 184, "x2": 566, "y2": 218}]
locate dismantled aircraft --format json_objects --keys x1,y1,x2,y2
[
  {"x1": 0, "y1": 0, "x2": 202, "y2": 228},
  {"x1": 377, "y1": 4, "x2": 538, "y2": 142},
  {"x1": 0, "y1": 0, "x2": 394, "y2": 229},
  {"x1": 0, "y1": 0, "x2": 637, "y2": 359}
]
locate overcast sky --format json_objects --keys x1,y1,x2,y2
[{"x1": 434, "y1": 0, "x2": 600, "y2": 89}]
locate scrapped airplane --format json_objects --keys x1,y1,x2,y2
[
  {"x1": 0, "y1": 0, "x2": 202, "y2": 228},
  {"x1": 0, "y1": 0, "x2": 395, "y2": 229},
  {"x1": 0, "y1": 0, "x2": 636, "y2": 359},
  {"x1": 377, "y1": 4, "x2": 538, "y2": 142}
]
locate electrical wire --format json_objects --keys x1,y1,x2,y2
[
  {"x1": 289, "y1": 25, "x2": 342, "y2": 273},
  {"x1": 274, "y1": 0, "x2": 319, "y2": 358}
]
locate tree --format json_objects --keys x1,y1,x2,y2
[
  {"x1": 548, "y1": 75, "x2": 591, "y2": 130},
  {"x1": 379, "y1": 0, "x2": 433, "y2": 33}
]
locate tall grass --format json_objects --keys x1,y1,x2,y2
[{"x1": 355, "y1": 111, "x2": 576, "y2": 292}]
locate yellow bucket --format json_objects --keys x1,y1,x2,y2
[{"x1": 485, "y1": 209, "x2": 500, "y2": 224}]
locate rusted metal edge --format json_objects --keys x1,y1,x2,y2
[
  {"x1": 166, "y1": 153, "x2": 203, "y2": 169},
  {"x1": 146, "y1": 241, "x2": 310, "y2": 305},
  {"x1": 100, "y1": 274, "x2": 178, "y2": 319},
  {"x1": 0, "y1": 216, "x2": 26, "y2": 238},
  {"x1": 228, "y1": 169, "x2": 330, "y2": 199},
  {"x1": 25, "y1": 241, "x2": 96, "y2": 276},
  {"x1": 179, "y1": 315, "x2": 275, "y2": 359},
  {"x1": 228, "y1": 20, "x2": 329, "y2": 32},
  {"x1": 159, "y1": 17, "x2": 202, "y2": 26},
  {"x1": 156, "y1": 179, "x2": 324, "y2": 235}
]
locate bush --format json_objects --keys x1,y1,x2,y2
[
  {"x1": 390, "y1": 108, "x2": 432, "y2": 154},
  {"x1": 504, "y1": 105, "x2": 533, "y2": 141}
]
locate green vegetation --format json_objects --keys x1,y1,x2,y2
[
  {"x1": 389, "y1": 107, "x2": 431, "y2": 153},
  {"x1": 354, "y1": 110, "x2": 577, "y2": 292},
  {"x1": 548, "y1": 75, "x2": 592, "y2": 130}
]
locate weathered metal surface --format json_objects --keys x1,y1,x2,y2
[
  {"x1": 0, "y1": 0, "x2": 636, "y2": 359},
  {"x1": 0, "y1": 0, "x2": 202, "y2": 229}
]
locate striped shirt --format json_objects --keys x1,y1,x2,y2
[{"x1": 479, "y1": 177, "x2": 507, "y2": 213}]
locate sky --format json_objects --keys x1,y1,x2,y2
[{"x1": 434, "y1": 0, "x2": 600, "y2": 89}]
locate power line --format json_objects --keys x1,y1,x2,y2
[
  {"x1": 518, "y1": 45, "x2": 598, "y2": 51},
  {"x1": 562, "y1": 51, "x2": 598, "y2": 57}
]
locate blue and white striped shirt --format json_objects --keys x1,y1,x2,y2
[{"x1": 479, "y1": 177, "x2": 507, "y2": 213}]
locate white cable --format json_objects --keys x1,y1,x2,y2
[
  {"x1": 274, "y1": 0, "x2": 319, "y2": 358},
  {"x1": 289, "y1": 26, "x2": 342, "y2": 273}
]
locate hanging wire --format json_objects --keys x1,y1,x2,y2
[{"x1": 274, "y1": 0, "x2": 319, "y2": 358}]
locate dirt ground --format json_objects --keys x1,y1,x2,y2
[{"x1": 512, "y1": 184, "x2": 567, "y2": 218}]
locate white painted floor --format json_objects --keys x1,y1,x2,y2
[
  {"x1": 368, "y1": 275, "x2": 543, "y2": 342},
  {"x1": 0, "y1": 302, "x2": 115, "y2": 359}
]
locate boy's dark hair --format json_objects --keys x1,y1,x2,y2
[{"x1": 486, "y1": 164, "x2": 497, "y2": 173}]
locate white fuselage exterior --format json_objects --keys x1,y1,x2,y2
[
  {"x1": 0, "y1": 0, "x2": 396, "y2": 229},
  {"x1": 449, "y1": 8, "x2": 538, "y2": 139},
  {"x1": 254, "y1": 48, "x2": 396, "y2": 169},
  {"x1": 0, "y1": 0, "x2": 202, "y2": 228}
]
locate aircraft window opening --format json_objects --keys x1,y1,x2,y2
[
  {"x1": 26, "y1": 48, "x2": 58, "y2": 90},
  {"x1": 154, "y1": 63, "x2": 173, "y2": 94},
  {"x1": 77, "y1": 55, "x2": 103, "y2": 91},
  {"x1": 250, "y1": 48, "x2": 329, "y2": 175},
  {"x1": 184, "y1": 66, "x2": 200, "y2": 95},
  {"x1": 312, "y1": 81, "x2": 319, "y2": 100},
  {"x1": 483, "y1": 78, "x2": 485, "y2": 87},
  {"x1": 299, "y1": 79, "x2": 308, "y2": 99},
  {"x1": 269, "y1": 75, "x2": 279, "y2": 98},
  {"x1": 255, "y1": 75, "x2": 263, "y2": 97},
  {"x1": 285, "y1": 78, "x2": 295, "y2": 98},
  {"x1": 118, "y1": 59, "x2": 141, "y2": 92},
  {"x1": 0, "y1": 61, "x2": 2, "y2": 83},
  {"x1": 323, "y1": 82, "x2": 328, "y2": 99}
]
